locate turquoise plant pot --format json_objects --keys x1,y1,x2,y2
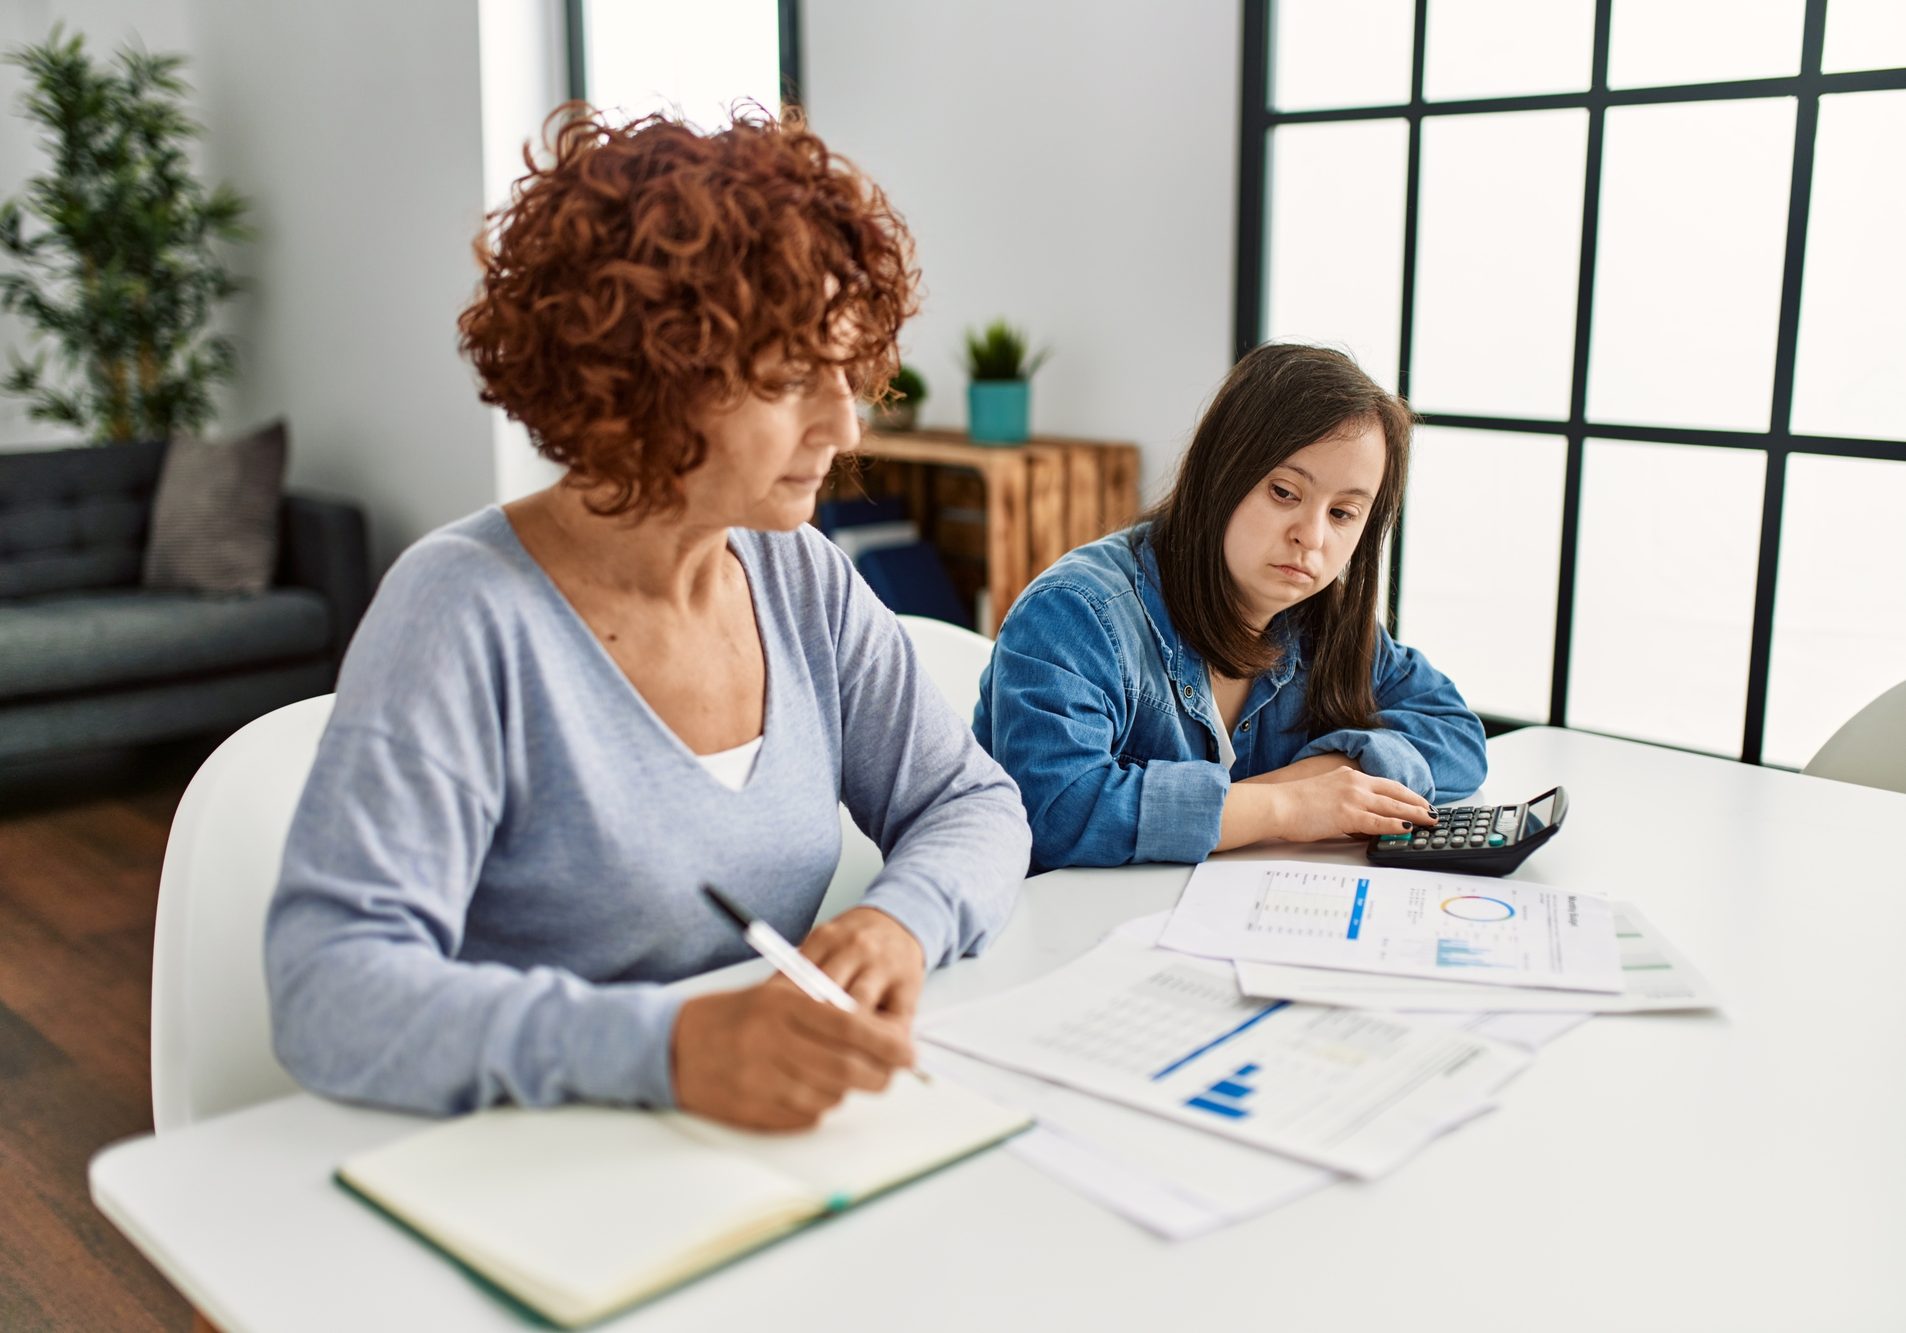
[{"x1": 967, "y1": 380, "x2": 1030, "y2": 445}]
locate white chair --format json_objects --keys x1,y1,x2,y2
[
  {"x1": 818, "y1": 614, "x2": 997, "y2": 919},
  {"x1": 150, "y1": 693, "x2": 334, "y2": 1132},
  {"x1": 1803, "y1": 679, "x2": 1906, "y2": 795}
]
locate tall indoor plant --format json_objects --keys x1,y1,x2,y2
[
  {"x1": 0, "y1": 27, "x2": 250, "y2": 442},
  {"x1": 963, "y1": 319, "x2": 1049, "y2": 445}
]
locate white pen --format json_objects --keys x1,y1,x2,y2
[{"x1": 700, "y1": 883, "x2": 928, "y2": 1083}]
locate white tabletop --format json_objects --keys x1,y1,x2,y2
[{"x1": 92, "y1": 727, "x2": 1906, "y2": 1331}]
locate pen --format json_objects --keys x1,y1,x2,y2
[{"x1": 700, "y1": 883, "x2": 929, "y2": 1084}]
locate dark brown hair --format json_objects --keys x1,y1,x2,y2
[
  {"x1": 457, "y1": 103, "x2": 920, "y2": 519},
  {"x1": 1145, "y1": 342, "x2": 1415, "y2": 734}
]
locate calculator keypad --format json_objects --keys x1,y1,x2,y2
[{"x1": 1379, "y1": 805, "x2": 1516, "y2": 854}]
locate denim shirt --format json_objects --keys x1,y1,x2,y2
[{"x1": 974, "y1": 525, "x2": 1487, "y2": 871}]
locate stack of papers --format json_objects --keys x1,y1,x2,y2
[
  {"x1": 1159, "y1": 861, "x2": 1626, "y2": 992},
  {"x1": 921, "y1": 858, "x2": 1718, "y2": 1239},
  {"x1": 923, "y1": 934, "x2": 1527, "y2": 1179}
]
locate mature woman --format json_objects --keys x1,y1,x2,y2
[
  {"x1": 265, "y1": 107, "x2": 1031, "y2": 1130},
  {"x1": 976, "y1": 342, "x2": 1485, "y2": 871}
]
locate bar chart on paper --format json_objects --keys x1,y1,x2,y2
[
  {"x1": 1246, "y1": 867, "x2": 1368, "y2": 940},
  {"x1": 1159, "y1": 860, "x2": 1624, "y2": 993}
]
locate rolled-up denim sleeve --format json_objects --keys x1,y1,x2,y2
[
  {"x1": 1293, "y1": 628, "x2": 1487, "y2": 802},
  {"x1": 983, "y1": 586, "x2": 1229, "y2": 868}
]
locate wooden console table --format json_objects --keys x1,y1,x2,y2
[{"x1": 833, "y1": 430, "x2": 1141, "y2": 631}]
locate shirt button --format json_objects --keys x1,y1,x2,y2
[
  {"x1": 1182, "y1": 684, "x2": 1193, "y2": 699},
  {"x1": 1241, "y1": 720, "x2": 1251, "y2": 731}
]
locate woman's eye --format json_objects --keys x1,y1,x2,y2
[
  {"x1": 1331, "y1": 508, "x2": 1358, "y2": 523},
  {"x1": 1271, "y1": 484, "x2": 1296, "y2": 502}
]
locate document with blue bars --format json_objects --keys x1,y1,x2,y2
[{"x1": 920, "y1": 935, "x2": 1526, "y2": 1179}]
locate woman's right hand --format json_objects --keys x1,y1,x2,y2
[
  {"x1": 670, "y1": 978, "x2": 916, "y2": 1130},
  {"x1": 1257, "y1": 766, "x2": 1435, "y2": 842}
]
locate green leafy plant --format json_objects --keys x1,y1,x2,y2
[
  {"x1": 0, "y1": 27, "x2": 251, "y2": 441},
  {"x1": 889, "y1": 362, "x2": 928, "y2": 405},
  {"x1": 963, "y1": 319, "x2": 1050, "y2": 382}
]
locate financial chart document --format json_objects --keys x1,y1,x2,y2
[
  {"x1": 1158, "y1": 861, "x2": 1623, "y2": 993},
  {"x1": 1235, "y1": 903, "x2": 1718, "y2": 1013},
  {"x1": 920, "y1": 937, "x2": 1527, "y2": 1179}
]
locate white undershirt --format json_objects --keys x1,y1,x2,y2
[
  {"x1": 695, "y1": 734, "x2": 764, "y2": 791},
  {"x1": 1208, "y1": 666, "x2": 1238, "y2": 770}
]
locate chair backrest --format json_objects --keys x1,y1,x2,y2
[
  {"x1": 818, "y1": 615, "x2": 998, "y2": 920},
  {"x1": 1803, "y1": 679, "x2": 1906, "y2": 795},
  {"x1": 894, "y1": 613, "x2": 996, "y2": 720},
  {"x1": 150, "y1": 693, "x2": 334, "y2": 1132}
]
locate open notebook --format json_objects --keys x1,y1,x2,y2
[{"x1": 338, "y1": 1076, "x2": 1030, "y2": 1327}]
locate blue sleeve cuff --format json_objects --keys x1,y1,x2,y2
[
  {"x1": 1133, "y1": 759, "x2": 1231, "y2": 863},
  {"x1": 567, "y1": 984, "x2": 685, "y2": 1110},
  {"x1": 858, "y1": 883, "x2": 955, "y2": 969},
  {"x1": 1296, "y1": 729, "x2": 1437, "y2": 799}
]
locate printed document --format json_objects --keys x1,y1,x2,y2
[
  {"x1": 920, "y1": 936, "x2": 1527, "y2": 1179},
  {"x1": 924, "y1": 1045, "x2": 1335, "y2": 1240},
  {"x1": 1236, "y1": 903, "x2": 1718, "y2": 1013},
  {"x1": 1159, "y1": 860, "x2": 1623, "y2": 993}
]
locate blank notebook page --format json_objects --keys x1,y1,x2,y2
[
  {"x1": 673, "y1": 1074, "x2": 1030, "y2": 1201},
  {"x1": 340, "y1": 1107, "x2": 814, "y2": 1313}
]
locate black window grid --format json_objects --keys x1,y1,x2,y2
[
  {"x1": 564, "y1": 1, "x2": 805, "y2": 111},
  {"x1": 1236, "y1": 0, "x2": 1906, "y2": 765}
]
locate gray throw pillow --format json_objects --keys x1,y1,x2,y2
[{"x1": 142, "y1": 421, "x2": 290, "y2": 594}]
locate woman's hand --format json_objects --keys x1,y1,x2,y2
[
  {"x1": 799, "y1": 906, "x2": 928, "y2": 1023},
  {"x1": 671, "y1": 977, "x2": 916, "y2": 1131},
  {"x1": 1259, "y1": 765, "x2": 1435, "y2": 842}
]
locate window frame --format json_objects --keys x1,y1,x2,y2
[
  {"x1": 564, "y1": 0, "x2": 804, "y2": 108},
  {"x1": 1236, "y1": 0, "x2": 1906, "y2": 764}
]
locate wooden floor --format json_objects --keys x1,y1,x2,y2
[{"x1": 0, "y1": 746, "x2": 210, "y2": 1331}]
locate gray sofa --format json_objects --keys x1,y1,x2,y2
[{"x1": 0, "y1": 438, "x2": 370, "y2": 764}]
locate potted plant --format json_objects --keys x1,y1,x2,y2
[
  {"x1": 871, "y1": 363, "x2": 927, "y2": 432},
  {"x1": 963, "y1": 319, "x2": 1049, "y2": 446},
  {"x1": 0, "y1": 27, "x2": 250, "y2": 441}
]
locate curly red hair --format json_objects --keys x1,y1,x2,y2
[{"x1": 458, "y1": 103, "x2": 919, "y2": 518}]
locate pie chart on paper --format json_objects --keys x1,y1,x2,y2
[{"x1": 1440, "y1": 895, "x2": 1516, "y2": 923}]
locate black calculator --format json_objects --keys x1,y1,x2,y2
[{"x1": 1366, "y1": 786, "x2": 1569, "y2": 876}]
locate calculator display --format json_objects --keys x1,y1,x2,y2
[{"x1": 1525, "y1": 791, "x2": 1560, "y2": 832}]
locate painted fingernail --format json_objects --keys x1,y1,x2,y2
[{"x1": 1402, "y1": 821, "x2": 1413, "y2": 830}]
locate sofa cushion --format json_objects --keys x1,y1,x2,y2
[
  {"x1": 143, "y1": 421, "x2": 289, "y2": 594},
  {"x1": 0, "y1": 439, "x2": 168, "y2": 598},
  {"x1": 0, "y1": 588, "x2": 332, "y2": 702}
]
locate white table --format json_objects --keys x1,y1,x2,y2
[{"x1": 92, "y1": 728, "x2": 1906, "y2": 1331}]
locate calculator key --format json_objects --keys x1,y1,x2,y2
[
  {"x1": 1412, "y1": 837, "x2": 1430, "y2": 848},
  {"x1": 1468, "y1": 836, "x2": 1486, "y2": 847},
  {"x1": 1488, "y1": 833, "x2": 1506, "y2": 846}
]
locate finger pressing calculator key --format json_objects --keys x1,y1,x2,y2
[{"x1": 1367, "y1": 786, "x2": 1569, "y2": 876}]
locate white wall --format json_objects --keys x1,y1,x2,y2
[
  {"x1": 802, "y1": 0, "x2": 1242, "y2": 501},
  {"x1": 479, "y1": 0, "x2": 569, "y2": 504},
  {"x1": 3, "y1": 0, "x2": 567, "y2": 557},
  {"x1": 188, "y1": 0, "x2": 496, "y2": 571}
]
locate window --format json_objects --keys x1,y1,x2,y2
[
  {"x1": 1238, "y1": 0, "x2": 1906, "y2": 765},
  {"x1": 566, "y1": 0, "x2": 798, "y2": 125}
]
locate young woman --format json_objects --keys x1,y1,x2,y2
[
  {"x1": 265, "y1": 106, "x2": 1030, "y2": 1130},
  {"x1": 976, "y1": 342, "x2": 1485, "y2": 871}
]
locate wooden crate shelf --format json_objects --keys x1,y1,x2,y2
[{"x1": 825, "y1": 429, "x2": 1141, "y2": 632}]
